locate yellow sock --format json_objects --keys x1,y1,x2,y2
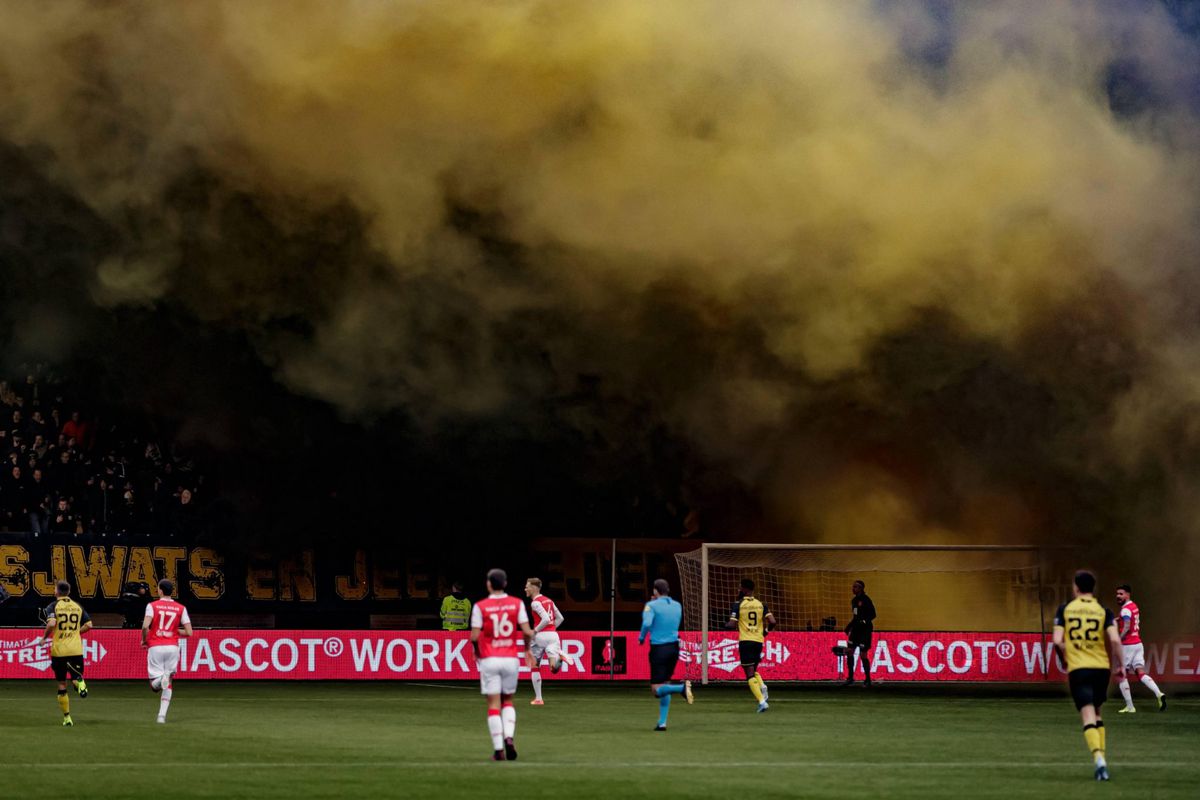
[
  {"x1": 57, "y1": 691, "x2": 70, "y2": 716},
  {"x1": 748, "y1": 678, "x2": 764, "y2": 702},
  {"x1": 755, "y1": 674, "x2": 767, "y2": 692},
  {"x1": 1097, "y1": 721, "x2": 1106, "y2": 753},
  {"x1": 1083, "y1": 726, "x2": 1102, "y2": 762}
]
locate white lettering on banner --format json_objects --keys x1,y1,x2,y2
[
  {"x1": 417, "y1": 639, "x2": 438, "y2": 673},
  {"x1": 873, "y1": 641, "x2": 893, "y2": 672},
  {"x1": 896, "y1": 640, "x2": 919, "y2": 673},
  {"x1": 445, "y1": 638, "x2": 469, "y2": 672},
  {"x1": 562, "y1": 639, "x2": 585, "y2": 672},
  {"x1": 273, "y1": 639, "x2": 299, "y2": 672},
  {"x1": 191, "y1": 639, "x2": 214, "y2": 672},
  {"x1": 1021, "y1": 641, "x2": 1047, "y2": 674},
  {"x1": 976, "y1": 641, "x2": 995, "y2": 673},
  {"x1": 385, "y1": 638, "x2": 412, "y2": 672},
  {"x1": 1175, "y1": 643, "x2": 1194, "y2": 676},
  {"x1": 220, "y1": 638, "x2": 243, "y2": 671},
  {"x1": 245, "y1": 638, "x2": 269, "y2": 672},
  {"x1": 352, "y1": 639, "x2": 383, "y2": 672},
  {"x1": 946, "y1": 641, "x2": 972, "y2": 674},
  {"x1": 301, "y1": 638, "x2": 323, "y2": 671},
  {"x1": 921, "y1": 641, "x2": 945, "y2": 674},
  {"x1": 1146, "y1": 643, "x2": 1167, "y2": 674}
]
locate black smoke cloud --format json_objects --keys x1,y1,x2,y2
[{"x1": 1, "y1": 1, "x2": 1199, "y2": 623}]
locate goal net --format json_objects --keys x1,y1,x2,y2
[{"x1": 674, "y1": 544, "x2": 1046, "y2": 683}]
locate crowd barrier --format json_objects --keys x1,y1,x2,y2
[{"x1": 2, "y1": 629, "x2": 1197, "y2": 681}]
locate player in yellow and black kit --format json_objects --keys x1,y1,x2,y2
[
  {"x1": 726, "y1": 578, "x2": 776, "y2": 713},
  {"x1": 40, "y1": 580, "x2": 93, "y2": 726},
  {"x1": 1053, "y1": 570, "x2": 1124, "y2": 782}
]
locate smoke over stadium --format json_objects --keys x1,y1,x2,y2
[{"x1": 1, "y1": 1, "x2": 1198, "y2": 618}]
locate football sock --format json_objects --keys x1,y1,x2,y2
[
  {"x1": 1096, "y1": 719, "x2": 1106, "y2": 752},
  {"x1": 658, "y1": 694, "x2": 671, "y2": 727},
  {"x1": 151, "y1": 676, "x2": 163, "y2": 691},
  {"x1": 487, "y1": 710, "x2": 504, "y2": 750},
  {"x1": 748, "y1": 677, "x2": 764, "y2": 703},
  {"x1": 57, "y1": 689, "x2": 69, "y2": 716},
  {"x1": 1140, "y1": 674, "x2": 1163, "y2": 697},
  {"x1": 1118, "y1": 679, "x2": 1134, "y2": 707},
  {"x1": 530, "y1": 670, "x2": 543, "y2": 701},
  {"x1": 655, "y1": 683, "x2": 685, "y2": 697},
  {"x1": 501, "y1": 703, "x2": 516, "y2": 739},
  {"x1": 158, "y1": 686, "x2": 173, "y2": 720},
  {"x1": 755, "y1": 674, "x2": 767, "y2": 693},
  {"x1": 1082, "y1": 724, "x2": 1103, "y2": 764}
]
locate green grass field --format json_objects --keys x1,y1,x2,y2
[{"x1": 3, "y1": 681, "x2": 1196, "y2": 799}]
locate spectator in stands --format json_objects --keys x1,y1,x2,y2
[
  {"x1": 29, "y1": 410, "x2": 49, "y2": 441},
  {"x1": 51, "y1": 498, "x2": 81, "y2": 535},
  {"x1": 170, "y1": 487, "x2": 200, "y2": 540},
  {"x1": 3, "y1": 465, "x2": 28, "y2": 531},
  {"x1": 86, "y1": 476, "x2": 115, "y2": 535},
  {"x1": 61, "y1": 411, "x2": 88, "y2": 450}
]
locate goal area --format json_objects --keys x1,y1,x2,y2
[{"x1": 674, "y1": 544, "x2": 1046, "y2": 684}]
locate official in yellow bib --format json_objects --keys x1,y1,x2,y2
[
  {"x1": 726, "y1": 578, "x2": 776, "y2": 713},
  {"x1": 1052, "y1": 570, "x2": 1123, "y2": 782},
  {"x1": 40, "y1": 580, "x2": 93, "y2": 726}
]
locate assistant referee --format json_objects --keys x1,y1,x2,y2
[{"x1": 639, "y1": 578, "x2": 693, "y2": 731}]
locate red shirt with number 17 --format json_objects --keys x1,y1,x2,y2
[
  {"x1": 470, "y1": 594, "x2": 528, "y2": 658},
  {"x1": 144, "y1": 597, "x2": 191, "y2": 647}
]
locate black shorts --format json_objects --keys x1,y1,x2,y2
[
  {"x1": 51, "y1": 655, "x2": 84, "y2": 682},
  {"x1": 1068, "y1": 668, "x2": 1111, "y2": 711},
  {"x1": 739, "y1": 640, "x2": 763, "y2": 668},
  {"x1": 848, "y1": 630, "x2": 872, "y2": 649},
  {"x1": 648, "y1": 642, "x2": 680, "y2": 684}
]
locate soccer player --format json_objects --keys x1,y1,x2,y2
[
  {"x1": 843, "y1": 579, "x2": 875, "y2": 687},
  {"x1": 1114, "y1": 584, "x2": 1166, "y2": 712},
  {"x1": 639, "y1": 578, "x2": 693, "y2": 731},
  {"x1": 40, "y1": 580, "x2": 92, "y2": 726},
  {"x1": 726, "y1": 578, "x2": 776, "y2": 712},
  {"x1": 471, "y1": 568, "x2": 535, "y2": 761},
  {"x1": 1053, "y1": 570, "x2": 1124, "y2": 782},
  {"x1": 524, "y1": 577, "x2": 569, "y2": 705},
  {"x1": 142, "y1": 578, "x2": 193, "y2": 724}
]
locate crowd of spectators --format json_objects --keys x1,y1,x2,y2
[{"x1": 0, "y1": 367, "x2": 209, "y2": 541}]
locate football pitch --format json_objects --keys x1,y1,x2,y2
[{"x1": 3, "y1": 681, "x2": 1197, "y2": 799}]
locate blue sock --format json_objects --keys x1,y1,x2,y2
[
  {"x1": 655, "y1": 683, "x2": 685, "y2": 697},
  {"x1": 658, "y1": 694, "x2": 671, "y2": 726}
]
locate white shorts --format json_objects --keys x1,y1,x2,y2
[
  {"x1": 478, "y1": 656, "x2": 519, "y2": 696},
  {"x1": 147, "y1": 645, "x2": 181, "y2": 681},
  {"x1": 1122, "y1": 642, "x2": 1145, "y2": 672},
  {"x1": 529, "y1": 631, "x2": 563, "y2": 662}
]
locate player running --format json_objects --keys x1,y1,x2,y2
[
  {"x1": 142, "y1": 579, "x2": 193, "y2": 724},
  {"x1": 471, "y1": 569, "x2": 535, "y2": 761},
  {"x1": 1053, "y1": 570, "x2": 1124, "y2": 782},
  {"x1": 1114, "y1": 584, "x2": 1166, "y2": 712},
  {"x1": 726, "y1": 578, "x2": 776, "y2": 713},
  {"x1": 40, "y1": 580, "x2": 92, "y2": 726},
  {"x1": 639, "y1": 578, "x2": 693, "y2": 731},
  {"x1": 524, "y1": 577, "x2": 570, "y2": 705}
]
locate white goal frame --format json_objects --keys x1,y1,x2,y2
[{"x1": 685, "y1": 543, "x2": 1046, "y2": 685}]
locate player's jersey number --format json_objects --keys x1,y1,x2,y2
[
  {"x1": 746, "y1": 610, "x2": 759, "y2": 629},
  {"x1": 155, "y1": 608, "x2": 178, "y2": 636},
  {"x1": 56, "y1": 612, "x2": 82, "y2": 636},
  {"x1": 488, "y1": 612, "x2": 515, "y2": 638},
  {"x1": 1067, "y1": 617, "x2": 1101, "y2": 642}
]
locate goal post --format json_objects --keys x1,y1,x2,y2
[{"x1": 675, "y1": 544, "x2": 1047, "y2": 684}]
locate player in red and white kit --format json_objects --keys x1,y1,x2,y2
[
  {"x1": 524, "y1": 577, "x2": 572, "y2": 705},
  {"x1": 471, "y1": 568, "x2": 534, "y2": 761},
  {"x1": 1115, "y1": 584, "x2": 1166, "y2": 712},
  {"x1": 141, "y1": 579, "x2": 193, "y2": 724}
]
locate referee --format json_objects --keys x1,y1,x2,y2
[{"x1": 639, "y1": 579, "x2": 694, "y2": 731}]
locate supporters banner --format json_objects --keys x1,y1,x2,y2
[{"x1": 1, "y1": 629, "x2": 1198, "y2": 681}]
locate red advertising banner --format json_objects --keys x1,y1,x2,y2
[{"x1": 1, "y1": 629, "x2": 1197, "y2": 682}]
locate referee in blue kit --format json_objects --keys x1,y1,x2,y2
[{"x1": 639, "y1": 578, "x2": 694, "y2": 731}]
